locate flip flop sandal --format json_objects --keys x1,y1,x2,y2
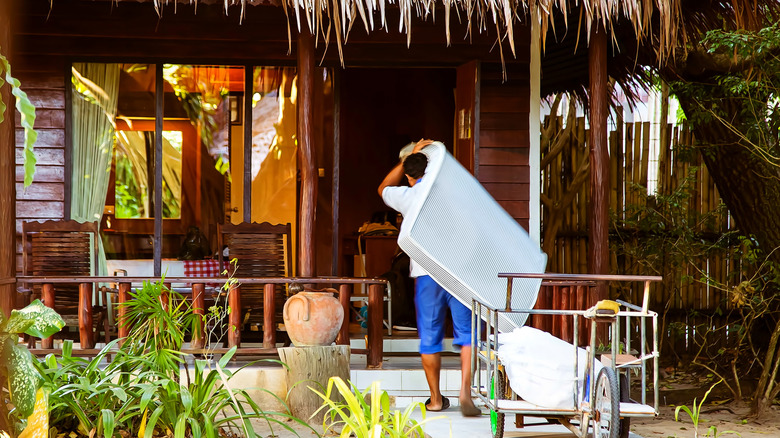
[{"x1": 424, "y1": 396, "x2": 450, "y2": 411}]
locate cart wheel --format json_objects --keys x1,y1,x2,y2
[
  {"x1": 489, "y1": 369, "x2": 505, "y2": 438},
  {"x1": 592, "y1": 367, "x2": 620, "y2": 438},
  {"x1": 619, "y1": 373, "x2": 630, "y2": 438}
]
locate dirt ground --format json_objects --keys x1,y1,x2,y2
[
  {"x1": 631, "y1": 402, "x2": 780, "y2": 438},
  {"x1": 628, "y1": 367, "x2": 780, "y2": 438}
]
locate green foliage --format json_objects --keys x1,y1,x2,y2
[
  {"x1": 36, "y1": 339, "x2": 132, "y2": 436},
  {"x1": 611, "y1": 166, "x2": 731, "y2": 281},
  {"x1": 163, "y1": 65, "x2": 231, "y2": 176},
  {"x1": 38, "y1": 279, "x2": 315, "y2": 437},
  {"x1": 675, "y1": 380, "x2": 740, "y2": 438},
  {"x1": 312, "y1": 376, "x2": 444, "y2": 438},
  {"x1": 0, "y1": 300, "x2": 64, "y2": 434},
  {"x1": 199, "y1": 258, "x2": 240, "y2": 353},
  {"x1": 0, "y1": 47, "x2": 37, "y2": 187},
  {"x1": 114, "y1": 148, "x2": 146, "y2": 218},
  {"x1": 120, "y1": 279, "x2": 194, "y2": 376},
  {"x1": 671, "y1": 23, "x2": 780, "y2": 166}
]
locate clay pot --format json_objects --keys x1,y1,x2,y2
[{"x1": 283, "y1": 288, "x2": 344, "y2": 347}]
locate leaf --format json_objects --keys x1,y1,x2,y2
[
  {"x1": 17, "y1": 388, "x2": 48, "y2": 438},
  {"x1": 174, "y1": 414, "x2": 187, "y2": 438},
  {"x1": 100, "y1": 409, "x2": 115, "y2": 438},
  {"x1": 180, "y1": 386, "x2": 193, "y2": 416},
  {"x1": 8, "y1": 343, "x2": 42, "y2": 418},
  {"x1": 0, "y1": 335, "x2": 13, "y2": 367},
  {"x1": 138, "y1": 409, "x2": 148, "y2": 438},
  {"x1": 0, "y1": 49, "x2": 37, "y2": 187},
  {"x1": 7, "y1": 300, "x2": 65, "y2": 338}
]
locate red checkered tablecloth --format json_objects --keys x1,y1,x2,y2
[{"x1": 183, "y1": 259, "x2": 221, "y2": 278}]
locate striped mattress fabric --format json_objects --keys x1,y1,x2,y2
[{"x1": 398, "y1": 142, "x2": 547, "y2": 333}]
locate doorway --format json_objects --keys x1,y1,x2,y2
[{"x1": 337, "y1": 67, "x2": 456, "y2": 276}]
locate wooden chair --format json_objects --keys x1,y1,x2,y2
[
  {"x1": 20, "y1": 220, "x2": 110, "y2": 347},
  {"x1": 217, "y1": 222, "x2": 292, "y2": 342}
]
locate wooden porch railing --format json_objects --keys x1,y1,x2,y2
[{"x1": 14, "y1": 276, "x2": 388, "y2": 368}]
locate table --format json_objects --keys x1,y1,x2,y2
[{"x1": 106, "y1": 259, "x2": 221, "y2": 286}]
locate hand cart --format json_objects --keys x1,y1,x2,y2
[{"x1": 471, "y1": 273, "x2": 661, "y2": 438}]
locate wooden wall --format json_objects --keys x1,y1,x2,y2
[
  {"x1": 478, "y1": 63, "x2": 531, "y2": 230},
  {"x1": 11, "y1": 0, "x2": 534, "y2": 281},
  {"x1": 14, "y1": 64, "x2": 66, "y2": 278}
]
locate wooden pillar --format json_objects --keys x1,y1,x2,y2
[
  {"x1": 560, "y1": 286, "x2": 571, "y2": 342},
  {"x1": 551, "y1": 285, "x2": 562, "y2": 337},
  {"x1": 41, "y1": 284, "x2": 55, "y2": 349},
  {"x1": 161, "y1": 282, "x2": 170, "y2": 310},
  {"x1": 263, "y1": 283, "x2": 276, "y2": 348},
  {"x1": 153, "y1": 63, "x2": 164, "y2": 276},
  {"x1": 588, "y1": 26, "x2": 609, "y2": 303},
  {"x1": 191, "y1": 283, "x2": 206, "y2": 349},
  {"x1": 117, "y1": 282, "x2": 131, "y2": 342},
  {"x1": 228, "y1": 283, "x2": 241, "y2": 348},
  {"x1": 297, "y1": 32, "x2": 316, "y2": 277},
  {"x1": 367, "y1": 283, "x2": 383, "y2": 368},
  {"x1": 79, "y1": 282, "x2": 95, "y2": 349},
  {"x1": 0, "y1": 0, "x2": 17, "y2": 318},
  {"x1": 336, "y1": 284, "x2": 351, "y2": 345}
]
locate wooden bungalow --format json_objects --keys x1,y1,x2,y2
[{"x1": 0, "y1": 0, "x2": 666, "y2": 363}]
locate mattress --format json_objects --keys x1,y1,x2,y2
[{"x1": 397, "y1": 142, "x2": 547, "y2": 333}]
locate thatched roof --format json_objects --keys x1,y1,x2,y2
[
  {"x1": 133, "y1": 0, "x2": 684, "y2": 62},
  {"x1": 118, "y1": 0, "x2": 779, "y2": 96}
]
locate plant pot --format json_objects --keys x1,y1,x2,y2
[{"x1": 283, "y1": 288, "x2": 344, "y2": 347}]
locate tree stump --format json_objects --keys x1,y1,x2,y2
[{"x1": 278, "y1": 345, "x2": 350, "y2": 423}]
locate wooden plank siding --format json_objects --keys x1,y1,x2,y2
[
  {"x1": 478, "y1": 64, "x2": 531, "y2": 230},
  {"x1": 11, "y1": 0, "x2": 534, "y2": 280},
  {"x1": 14, "y1": 67, "x2": 67, "y2": 275}
]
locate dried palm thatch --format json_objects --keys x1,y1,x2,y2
[
  {"x1": 130, "y1": 0, "x2": 651, "y2": 64},
  {"x1": 541, "y1": 0, "x2": 780, "y2": 107},
  {"x1": 127, "y1": 0, "x2": 776, "y2": 70}
]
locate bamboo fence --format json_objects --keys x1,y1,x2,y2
[{"x1": 541, "y1": 106, "x2": 741, "y2": 356}]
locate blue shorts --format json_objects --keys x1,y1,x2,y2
[{"x1": 414, "y1": 275, "x2": 472, "y2": 354}]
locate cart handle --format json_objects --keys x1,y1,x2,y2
[{"x1": 498, "y1": 273, "x2": 662, "y2": 314}]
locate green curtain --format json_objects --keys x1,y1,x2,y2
[{"x1": 70, "y1": 63, "x2": 120, "y2": 284}]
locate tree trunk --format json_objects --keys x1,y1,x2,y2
[
  {"x1": 750, "y1": 316, "x2": 780, "y2": 417},
  {"x1": 674, "y1": 94, "x2": 780, "y2": 266},
  {"x1": 278, "y1": 345, "x2": 350, "y2": 423}
]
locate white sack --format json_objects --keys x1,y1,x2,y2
[{"x1": 496, "y1": 326, "x2": 602, "y2": 409}]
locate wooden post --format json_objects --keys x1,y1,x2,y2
[
  {"x1": 191, "y1": 283, "x2": 206, "y2": 349},
  {"x1": 560, "y1": 286, "x2": 571, "y2": 342},
  {"x1": 228, "y1": 283, "x2": 241, "y2": 348},
  {"x1": 263, "y1": 283, "x2": 276, "y2": 348},
  {"x1": 41, "y1": 283, "x2": 55, "y2": 349},
  {"x1": 576, "y1": 285, "x2": 588, "y2": 346},
  {"x1": 153, "y1": 63, "x2": 164, "y2": 276},
  {"x1": 588, "y1": 26, "x2": 609, "y2": 307},
  {"x1": 278, "y1": 345, "x2": 350, "y2": 423},
  {"x1": 0, "y1": 0, "x2": 16, "y2": 318},
  {"x1": 367, "y1": 283, "x2": 383, "y2": 368},
  {"x1": 297, "y1": 31, "x2": 316, "y2": 277},
  {"x1": 551, "y1": 285, "x2": 562, "y2": 338},
  {"x1": 117, "y1": 282, "x2": 131, "y2": 342},
  {"x1": 79, "y1": 282, "x2": 94, "y2": 349},
  {"x1": 337, "y1": 284, "x2": 351, "y2": 345},
  {"x1": 161, "y1": 282, "x2": 170, "y2": 310}
]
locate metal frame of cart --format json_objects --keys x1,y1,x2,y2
[{"x1": 471, "y1": 273, "x2": 661, "y2": 438}]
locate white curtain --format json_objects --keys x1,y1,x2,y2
[{"x1": 70, "y1": 63, "x2": 120, "y2": 282}]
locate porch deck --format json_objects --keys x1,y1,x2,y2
[{"x1": 17, "y1": 275, "x2": 390, "y2": 367}]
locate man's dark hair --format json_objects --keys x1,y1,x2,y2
[{"x1": 403, "y1": 153, "x2": 427, "y2": 179}]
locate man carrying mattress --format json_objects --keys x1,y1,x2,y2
[{"x1": 378, "y1": 139, "x2": 481, "y2": 417}]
